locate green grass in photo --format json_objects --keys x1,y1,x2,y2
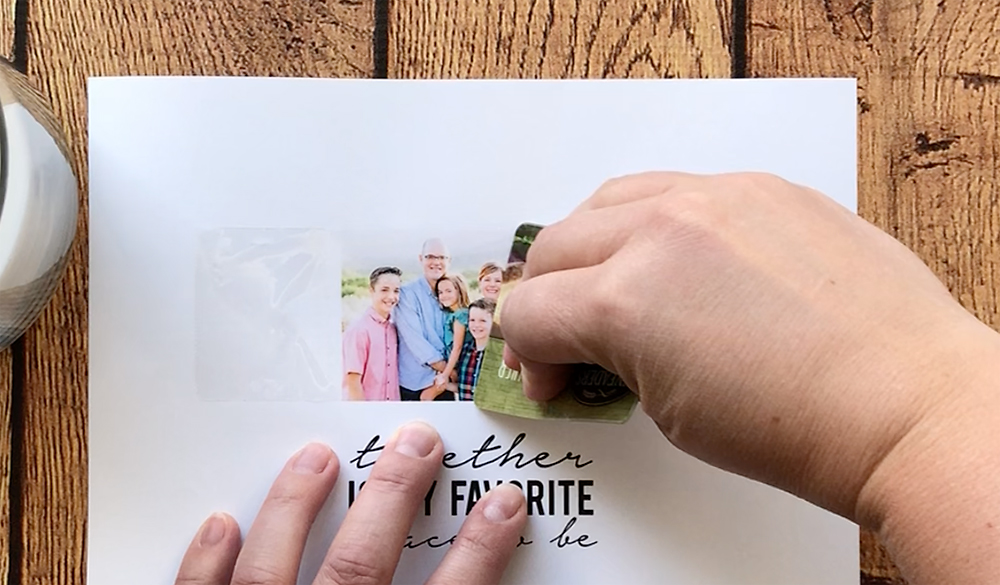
[{"x1": 474, "y1": 337, "x2": 547, "y2": 419}]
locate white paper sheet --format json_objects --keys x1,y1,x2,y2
[{"x1": 89, "y1": 77, "x2": 859, "y2": 585}]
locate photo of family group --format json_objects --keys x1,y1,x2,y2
[{"x1": 340, "y1": 231, "x2": 521, "y2": 402}]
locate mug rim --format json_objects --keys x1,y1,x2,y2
[{"x1": 0, "y1": 77, "x2": 9, "y2": 224}]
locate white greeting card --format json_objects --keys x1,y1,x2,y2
[{"x1": 89, "y1": 78, "x2": 859, "y2": 584}]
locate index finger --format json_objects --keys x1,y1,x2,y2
[
  {"x1": 525, "y1": 197, "x2": 656, "y2": 280},
  {"x1": 314, "y1": 422, "x2": 443, "y2": 585}
]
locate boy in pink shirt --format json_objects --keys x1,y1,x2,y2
[{"x1": 343, "y1": 266, "x2": 402, "y2": 401}]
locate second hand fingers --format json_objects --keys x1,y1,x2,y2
[
  {"x1": 315, "y1": 422, "x2": 443, "y2": 585},
  {"x1": 231, "y1": 443, "x2": 340, "y2": 585},
  {"x1": 174, "y1": 513, "x2": 241, "y2": 585},
  {"x1": 522, "y1": 173, "x2": 703, "y2": 284},
  {"x1": 426, "y1": 484, "x2": 528, "y2": 585}
]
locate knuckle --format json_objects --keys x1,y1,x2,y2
[
  {"x1": 232, "y1": 562, "x2": 286, "y2": 585},
  {"x1": 653, "y1": 190, "x2": 725, "y2": 236},
  {"x1": 365, "y1": 462, "x2": 420, "y2": 497},
  {"x1": 729, "y1": 171, "x2": 786, "y2": 191},
  {"x1": 587, "y1": 275, "x2": 622, "y2": 318},
  {"x1": 582, "y1": 275, "x2": 630, "y2": 353},
  {"x1": 451, "y1": 527, "x2": 504, "y2": 565},
  {"x1": 318, "y1": 546, "x2": 388, "y2": 585},
  {"x1": 265, "y1": 482, "x2": 310, "y2": 510},
  {"x1": 598, "y1": 173, "x2": 631, "y2": 192},
  {"x1": 525, "y1": 223, "x2": 556, "y2": 263},
  {"x1": 590, "y1": 174, "x2": 634, "y2": 205}
]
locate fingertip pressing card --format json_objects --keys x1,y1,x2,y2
[
  {"x1": 473, "y1": 222, "x2": 639, "y2": 423},
  {"x1": 89, "y1": 78, "x2": 859, "y2": 584}
]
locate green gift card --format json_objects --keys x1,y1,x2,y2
[{"x1": 473, "y1": 223, "x2": 638, "y2": 423}]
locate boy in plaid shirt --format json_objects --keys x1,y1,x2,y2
[{"x1": 455, "y1": 298, "x2": 496, "y2": 400}]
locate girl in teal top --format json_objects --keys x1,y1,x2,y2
[{"x1": 433, "y1": 274, "x2": 471, "y2": 394}]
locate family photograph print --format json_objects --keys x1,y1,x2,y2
[{"x1": 340, "y1": 231, "x2": 516, "y2": 403}]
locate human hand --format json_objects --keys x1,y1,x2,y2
[
  {"x1": 500, "y1": 171, "x2": 1000, "y2": 523},
  {"x1": 433, "y1": 373, "x2": 447, "y2": 388},
  {"x1": 174, "y1": 422, "x2": 527, "y2": 585}
]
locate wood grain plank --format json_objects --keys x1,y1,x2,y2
[
  {"x1": 0, "y1": 346, "x2": 11, "y2": 585},
  {"x1": 19, "y1": 1, "x2": 374, "y2": 582},
  {"x1": 0, "y1": 1, "x2": 23, "y2": 583},
  {"x1": 0, "y1": 0, "x2": 13, "y2": 60},
  {"x1": 884, "y1": 2, "x2": 1000, "y2": 328},
  {"x1": 749, "y1": 0, "x2": 1000, "y2": 582},
  {"x1": 389, "y1": 0, "x2": 732, "y2": 79}
]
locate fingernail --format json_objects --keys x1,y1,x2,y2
[
  {"x1": 292, "y1": 442, "x2": 333, "y2": 474},
  {"x1": 483, "y1": 484, "x2": 523, "y2": 523},
  {"x1": 199, "y1": 513, "x2": 227, "y2": 547},
  {"x1": 502, "y1": 345, "x2": 522, "y2": 372},
  {"x1": 393, "y1": 422, "x2": 438, "y2": 459}
]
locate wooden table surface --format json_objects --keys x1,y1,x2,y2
[{"x1": 0, "y1": 1, "x2": 996, "y2": 583}]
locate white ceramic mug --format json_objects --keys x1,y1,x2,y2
[{"x1": 0, "y1": 59, "x2": 77, "y2": 347}]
